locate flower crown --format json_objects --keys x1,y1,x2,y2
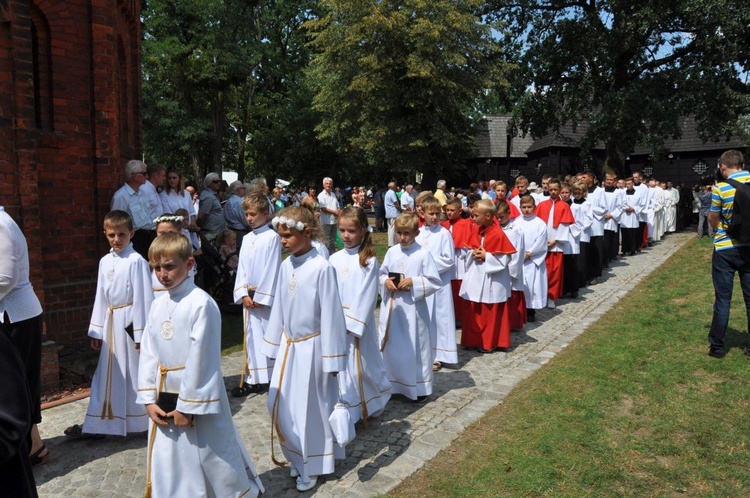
[
  {"x1": 272, "y1": 216, "x2": 306, "y2": 232},
  {"x1": 154, "y1": 215, "x2": 184, "y2": 225}
]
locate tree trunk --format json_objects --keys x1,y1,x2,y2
[
  {"x1": 604, "y1": 142, "x2": 627, "y2": 178},
  {"x1": 211, "y1": 91, "x2": 225, "y2": 174}
]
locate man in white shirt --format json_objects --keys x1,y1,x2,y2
[
  {"x1": 110, "y1": 159, "x2": 153, "y2": 259},
  {"x1": 140, "y1": 163, "x2": 166, "y2": 223},
  {"x1": 317, "y1": 177, "x2": 341, "y2": 254},
  {"x1": 401, "y1": 185, "x2": 415, "y2": 211}
]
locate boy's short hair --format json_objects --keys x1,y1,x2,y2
[
  {"x1": 496, "y1": 200, "x2": 510, "y2": 216},
  {"x1": 414, "y1": 190, "x2": 434, "y2": 207},
  {"x1": 445, "y1": 197, "x2": 463, "y2": 208},
  {"x1": 242, "y1": 190, "x2": 270, "y2": 213},
  {"x1": 519, "y1": 194, "x2": 536, "y2": 207},
  {"x1": 420, "y1": 196, "x2": 441, "y2": 212},
  {"x1": 474, "y1": 199, "x2": 496, "y2": 215},
  {"x1": 571, "y1": 182, "x2": 587, "y2": 197},
  {"x1": 515, "y1": 175, "x2": 528, "y2": 185},
  {"x1": 467, "y1": 193, "x2": 482, "y2": 207},
  {"x1": 149, "y1": 232, "x2": 192, "y2": 266},
  {"x1": 104, "y1": 210, "x2": 133, "y2": 231},
  {"x1": 174, "y1": 208, "x2": 190, "y2": 218},
  {"x1": 494, "y1": 180, "x2": 507, "y2": 190},
  {"x1": 547, "y1": 178, "x2": 562, "y2": 188},
  {"x1": 394, "y1": 212, "x2": 419, "y2": 232}
]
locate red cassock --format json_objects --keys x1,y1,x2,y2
[
  {"x1": 444, "y1": 217, "x2": 474, "y2": 321},
  {"x1": 508, "y1": 290, "x2": 527, "y2": 330},
  {"x1": 535, "y1": 199, "x2": 575, "y2": 301},
  {"x1": 461, "y1": 223, "x2": 516, "y2": 351}
]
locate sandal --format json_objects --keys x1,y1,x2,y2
[
  {"x1": 432, "y1": 361, "x2": 442, "y2": 372},
  {"x1": 64, "y1": 424, "x2": 105, "y2": 439},
  {"x1": 29, "y1": 445, "x2": 49, "y2": 466},
  {"x1": 230, "y1": 382, "x2": 255, "y2": 398}
]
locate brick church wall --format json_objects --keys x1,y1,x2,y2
[{"x1": 0, "y1": 0, "x2": 142, "y2": 344}]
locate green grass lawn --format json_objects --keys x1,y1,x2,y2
[{"x1": 390, "y1": 236, "x2": 750, "y2": 497}]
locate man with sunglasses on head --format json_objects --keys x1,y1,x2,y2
[{"x1": 111, "y1": 159, "x2": 155, "y2": 259}]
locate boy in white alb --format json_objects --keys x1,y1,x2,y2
[
  {"x1": 379, "y1": 212, "x2": 442, "y2": 402},
  {"x1": 416, "y1": 196, "x2": 457, "y2": 370},
  {"x1": 138, "y1": 233, "x2": 264, "y2": 498},
  {"x1": 514, "y1": 196, "x2": 548, "y2": 322},
  {"x1": 497, "y1": 201, "x2": 527, "y2": 331},
  {"x1": 232, "y1": 192, "x2": 281, "y2": 396},
  {"x1": 65, "y1": 211, "x2": 153, "y2": 438},
  {"x1": 263, "y1": 207, "x2": 348, "y2": 492}
]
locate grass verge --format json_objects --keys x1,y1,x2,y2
[{"x1": 390, "y1": 236, "x2": 750, "y2": 497}]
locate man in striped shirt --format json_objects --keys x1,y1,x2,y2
[{"x1": 707, "y1": 150, "x2": 750, "y2": 358}]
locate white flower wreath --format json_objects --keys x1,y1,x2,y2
[
  {"x1": 272, "y1": 216, "x2": 306, "y2": 232},
  {"x1": 153, "y1": 215, "x2": 184, "y2": 225}
]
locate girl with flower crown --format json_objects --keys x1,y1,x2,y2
[
  {"x1": 262, "y1": 206, "x2": 348, "y2": 492},
  {"x1": 329, "y1": 207, "x2": 392, "y2": 425}
]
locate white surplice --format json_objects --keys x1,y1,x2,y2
[
  {"x1": 329, "y1": 247, "x2": 392, "y2": 424},
  {"x1": 233, "y1": 225, "x2": 281, "y2": 385},
  {"x1": 137, "y1": 279, "x2": 263, "y2": 498},
  {"x1": 502, "y1": 220, "x2": 525, "y2": 292},
  {"x1": 378, "y1": 242, "x2": 442, "y2": 400},
  {"x1": 458, "y1": 229, "x2": 512, "y2": 304},
  {"x1": 416, "y1": 224, "x2": 458, "y2": 364},
  {"x1": 666, "y1": 187, "x2": 679, "y2": 232},
  {"x1": 514, "y1": 215, "x2": 548, "y2": 309},
  {"x1": 602, "y1": 188, "x2": 624, "y2": 232},
  {"x1": 619, "y1": 190, "x2": 642, "y2": 229},
  {"x1": 84, "y1": 244, "x2": 153, "y2": 436},
  {"x1": 262, "y1": 248, "x2": 348, "y2": 482},
  {"x1": 571, "y1": 199, "x2": 593, "y2": 249}
]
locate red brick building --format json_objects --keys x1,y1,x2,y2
[{"x1": 0, "y1": 0, "x2": 142, "y2": 346}]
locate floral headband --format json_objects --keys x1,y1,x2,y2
[
  {"x1": 272, "y1": 216, "x2": 306, "y2": 232},
  {"x1": 154, "y1": 215, "x2": 184, "y2": 224}
]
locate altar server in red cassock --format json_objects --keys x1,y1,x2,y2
[
  {"x1": 459, "y1": 200, "x2": 517, "y2": 352},
  {"x1": 535, "y1": 179, "x2": 575, "y2": 308}
]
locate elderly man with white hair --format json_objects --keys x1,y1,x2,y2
[
  {"x1": 317, "y1": 177, "x2": 341, "y2": 254},
  {"x1": 111, "y1": 159, "x2": 154, "y2": 259},
  {"x1": 198, "y1": 172, "x2": 226, "y2": 241},
  {"x1": 224, "y1": 180, "x2": 249, "y2": 246},
  {"x1": 434, "y1": 179, "x2": 448, "y2": 207}
]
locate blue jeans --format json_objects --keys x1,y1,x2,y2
[{"x1": 708, "y1": 247, "x2": 750, "y2": 353}]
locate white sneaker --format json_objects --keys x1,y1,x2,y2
[
  {"x1": 296, "y1": 475, "x2": 318, "y2": 492},
  {"x1": 547, "y1": 300, "x2": 556, "y2": 309},
  {"x1": 290, "y1": 467, "x2": 299, "y2": 478}
]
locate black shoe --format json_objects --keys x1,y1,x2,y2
[
  {"x1": 527, "y1": 309, "x2": 536, "y2": 322},
  {"x1": 413, "y1": 395, "x2": 429, "y2": 403},
  {"x1": 708, "y1": 349, "x2": 726, "y2": 359},
  {"x1": 743, "y1": 346, "x2": 750, "y2": 359}
]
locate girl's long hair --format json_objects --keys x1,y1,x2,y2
[{"x1": 339, "y1": 206, "x2": 375, "y2": 268}]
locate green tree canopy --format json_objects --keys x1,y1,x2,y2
[
  {"x1": 491, "y1": 0, "x2": 750, "y2": 174},
  {"x1": 305, "y1": 0, "x2": 511, "y2": 179}
]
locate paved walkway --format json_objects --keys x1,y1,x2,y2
[{"x1": 34, "y1": 232, "x2": 693, "y2": 497}]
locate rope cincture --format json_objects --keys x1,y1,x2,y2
[
  {"x1": 270, "y1": 330, "x2": 321, "y2": 467},
  {"x1": 101, "y1": 303, "x2": 132, "y2": 420},
  {"x1": 144, "y1": 364, "x2": 185, "y2": 498}
]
